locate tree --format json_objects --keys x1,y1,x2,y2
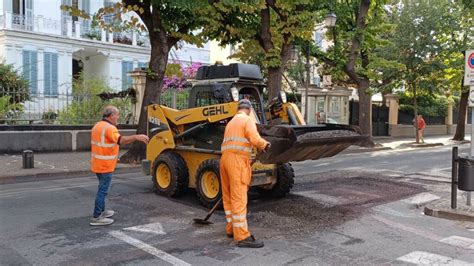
[
  {"x1": 63, "y1": 1, "x2": 210, "y2": 162},
  {"x1": 380, "y1": 0, "x2": 471, "y2": 143},
  {"x1": 441, "y1": 2, "x2": 473, "y2": 141},
  {"x1": 312, "y1": 0, "x2": 396, "y2": 143},
  {"x1": 0, "y1": 63, "x2": 29, "y2": 104},
  {"x1": 206, "y1": 0, "x2": 321, "y2": 100}
]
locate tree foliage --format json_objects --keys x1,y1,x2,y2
[{"x1": 205, "y1": 0, "x2": 323, "y2": 99}]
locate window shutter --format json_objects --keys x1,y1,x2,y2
[
  {"x1": 30, "y1": 51, "x2": 38, "y2": 94},
  {"x1": 51, "y1": 53, "x2": 58, "y2": 95},
  {"x1": 122, "y1": 61, "x2": 133, "y2": 91},
  {"x1": 23, "y1": 50, "x2": 38, "y2": 94},
  {"x1": 44, "y1": 53, "x2": 51, "y2": 95}
]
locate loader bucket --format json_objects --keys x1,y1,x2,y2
[{"x1": 256, "y1": 124, "x2": 368, "y2": 164}]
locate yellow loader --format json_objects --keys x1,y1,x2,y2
[{"x1": 142, "y1": 64, "x2": 366, "y2": 208}]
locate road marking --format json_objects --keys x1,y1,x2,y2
[
  {"x1": 372, "y1": 215, "x2": 440, "y2": 241},
  {"x1": 402, "y1": 192, "x2": 441, "y2": 206},
  {"x1": 397, "y1": 251, "x2": 472, "y2": 265},
  {"x1": 109, "y1": 230, "x2": 190, "y2": 266},
  {"x1": 440, "y1": 236, "x2": 474, "y2": 250},
  {"x1": 124, "y1": 222, "x2": 165, "y2": 235}
]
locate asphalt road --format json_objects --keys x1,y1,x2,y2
[{"x1": 1, "y1": 144, "x2": 474, "y2": 265}]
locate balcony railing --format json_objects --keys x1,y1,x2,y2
[{"x1": 1, "y1": 12, "x2": 149, "y2": 48}]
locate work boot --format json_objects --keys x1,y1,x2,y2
[
  {"x1": 100, "y1": 210, "x2": 115, "y2": 218},
  {"x1": 237, "y1": 235, "x2": 264, "y2": 248},
  {"x1": 90, "y1": 217, "x2": 114, "y2": 226}
]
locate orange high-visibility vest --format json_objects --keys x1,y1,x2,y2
[
  {"x1": 90, "y1": 120, "x2": 121, "y2": 173},
  {"x1": 221, "y1": 112, "x2": 267, "y2": 158}
]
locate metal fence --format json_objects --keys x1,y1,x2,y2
[
  {"x1": 160, "y1": 88, "x2": 190, "y2": 110},
  {"x1": 0, "y1": 88, "x2": 134, "y2": 125},
  {"x1": 0, "y1": 87, "x2": 191, "y2": 125}
]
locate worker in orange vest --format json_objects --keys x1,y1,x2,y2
[
  {"x1": 220, "y1": 99, "x2": 270, "y2": 248},
  {"x1": 90, "y1": 105, "x2": 149, "y2": 226}
]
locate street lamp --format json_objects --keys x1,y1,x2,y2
[{"x1": 324, "y1": 12, "x2": 337, "y2": 28}]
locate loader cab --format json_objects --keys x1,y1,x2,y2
[
  {"x1": 189, "y1": 63, "x2": 267, "y2": 123},
  {"x1": 185, "y1": 64, "x2": 267, "y2": 150}
]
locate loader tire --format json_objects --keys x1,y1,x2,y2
[
  {"x1": 152, "y1": 151, "x2": 188, "y2": 197},
  {"x1": 196, "y1": 159, "x2": 222, "y2": 209},
  {"x1": 258, "y1": 163, "x2": 295, "y2": 198}
]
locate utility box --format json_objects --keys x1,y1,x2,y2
[{"x1": 458, "y1": 156, "x2": 474, "y2": 191}]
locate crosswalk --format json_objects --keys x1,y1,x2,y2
[{"x1": 395, "y1": 235, "x2": 474, "y2": 264}]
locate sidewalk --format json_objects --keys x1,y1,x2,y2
[
  {"x1": 0, "y1": 134, "x2": 470, "y2": 182},
  {"x1": 0, "y1": 151, "x2": 140, "y2": 184}
]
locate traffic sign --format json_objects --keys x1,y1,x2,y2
[{"x1": 465, "y1": 50, "x2": 474, "y2": 86}]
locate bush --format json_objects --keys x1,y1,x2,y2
[
  {"x1": 0, "y1": 96, "x2": 24, "y2": 124},
  {"x1": 0, "y1": 63, "x2": 29, "y2": 104},
  {"x1": 57, "y1": 74, "x2": 133, "y2": 125},
  {"x1": 398, "y1": 92, "x2": 449, "y2": 117}
]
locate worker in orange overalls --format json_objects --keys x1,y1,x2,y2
[
  {"x1": 220, "y1": 99, "x2": 270, "y2": 248},
  {"x1": 90, "y1": 105, "x2": 149, "y2": 226}
]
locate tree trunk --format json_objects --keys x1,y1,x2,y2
[
  {"x1": 119, "y1": 37, "x2": 170, "y2": 163},
  {"x1": 267, "y1": 66, "x2": 283, "y2": 100},
  {"x1": 413, "y1": 84, "x2": 420, "y2": 143},
  {"x1": 357, "y1": 78, "x2": 372, "y2": 134},
  {"x1": 453, "y1": 87, "x2": 469, "y2": 141}
]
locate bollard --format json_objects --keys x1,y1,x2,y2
[
  {"x1": 451, "y1": 147, "x2": 458, "y2": 209},
  {"x1": 22, "y1": 150, "x2": 34, "y2": 169}
]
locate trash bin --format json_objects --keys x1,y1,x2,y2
[
  {"x1": 22, "y1": 150, "x2": 34, "y2": 169},
  {"x1": 458, "y1": 156, "x2": 474, "y2": 191}
]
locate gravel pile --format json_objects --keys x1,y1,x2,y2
[
  {"x1": 249, "y1": 195, "x2": 354, "y2": 236},
  {"x1": 296, "y1": 130, "x2": 360, "y2": 141}
]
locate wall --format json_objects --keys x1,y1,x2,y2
[
  {"x1": 209, "y1": 40, "x2": 239, "y2": 65},
  {"x1": 389, "y1": 124, "x2": 472, "y2": 137},
  {"x1": 0, "y1": 129, "x2": 136, "y2": 153}
]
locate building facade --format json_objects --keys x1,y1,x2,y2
[{"x1": 0, "y1": 0, "x2": 210, "y2": 118}]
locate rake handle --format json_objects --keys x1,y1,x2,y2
[{"x1": 203, "y1": 197, "x2": 222, "y2": 221}]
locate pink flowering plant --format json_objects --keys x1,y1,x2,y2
[{"x1": 162, "y1": 62, "x2": 201, "y2": 92}]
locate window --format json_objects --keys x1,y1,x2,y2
[
  {"x1": 195, "y1": 91, "x2": 220, "y2": 107},
  {"x1": 22, "y1": 50, "x2": 37, "y2": 94},
  {"x1": 314, "y1": 32, "x2": 323, "y2": 48},
  {"x1": 44, "y1": 52, "x2": 58, "y2": 96},
  {"x1": 138, "y1": 62, "x2": 147, "y2": 69},
  {"x1": 122, "y1": 61, "x2": 134, "y2": 90}
]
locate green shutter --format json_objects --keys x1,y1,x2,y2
[
  {"x1": 44, "y1": 53, "x2": 51, "y2": 95},
  {"x1": 23, "y1": 50, "x2": 37, "y2": 94},
  {"x1": 122, "y1": 61, "x2": 133, "y2": 91},
  {"x1": 51, "y1": 53, "x2": 58, "y2": 95}
]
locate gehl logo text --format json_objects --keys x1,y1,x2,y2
[{"x1": 202, "y1": 105, "x2": 229, "y2": 116}]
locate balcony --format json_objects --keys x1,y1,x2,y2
[{"x1": 0, "y1": 12, "x2": 150, "y2": 48}]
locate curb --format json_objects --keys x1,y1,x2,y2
[
  {"x1": 341, "y1": 146, "x2": 392, "y2": 154},
  {"x1": 0, "y1": 165, "x2": 142, "y2": 185},
  {"x1": 424, "y1": 205, "x2": 474, "y2": 222}
]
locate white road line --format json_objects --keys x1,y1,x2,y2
[
  {"x1": 109, "y1": 230, "x2": 190, "y2": 266},
  {"x1": 124, "y1": 222, "x2": 166, "y2": 235},
  {"x1": 397, "y1": 251, "x2": 472, "y2": 265},
  {"x1": 402, "y1": 192, "x2": 441, "y2": 206},
  {"x1": 440, "y1": 236, "x2": 474, "y2": 250}
]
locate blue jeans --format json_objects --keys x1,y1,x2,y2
[{"x1": 93, "y1": 173, "x2": 112, "y2": 218}]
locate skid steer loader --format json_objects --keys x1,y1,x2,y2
[{"x1": 142, "y1": 63, "x2": 367, "y2": 208}]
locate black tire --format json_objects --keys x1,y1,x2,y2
[
  {"x1": 258, "y1": 163, "x2": 295, "y2": 198},
  {"x1": 152, "y1": 151, "x2": 188, "y2": 197},
  {"x1": 196, "y1": 159, "x2": 222, "y2": 208}
]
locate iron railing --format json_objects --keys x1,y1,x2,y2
[
  {"x1": 0, "y1": 87, "x2": 191, "y2": 125},
  {"x1": 0, "y1": 88, "x2": 135, "y2": 125},
  {"x1": 160, "y1": 88, "x2": 190, "y2": 110}
]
